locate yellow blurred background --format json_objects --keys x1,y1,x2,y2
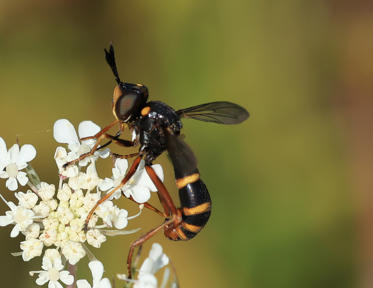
[{"x1": 1, "y1": 1, "x2": 372, "y2": 287}]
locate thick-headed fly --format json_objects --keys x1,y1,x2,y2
[{"x1": 64, "y1": 45, "x2": 249, "y2": 278}]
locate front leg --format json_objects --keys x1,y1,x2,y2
[
  {"x1": 63, "y1": 120, "x2": 120, "y2": 168},
  {"x1": 63, "y1": 133, "x2": 138, "y2": 167}
]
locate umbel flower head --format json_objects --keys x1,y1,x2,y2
[{"x1": 0, "y1": 119, "x2": 177, "y2": 287}]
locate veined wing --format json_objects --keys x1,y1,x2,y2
[{"x1": 176, "y1": 101, "x2": 249, "y2": 124}]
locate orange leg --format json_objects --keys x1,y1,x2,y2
[
  {"x1": 95, "y1": 133, "x2": 137, "y2": 150},
  {"x1": 127, "y1": 219, "x2": 173, "y2": 279},
  {"x1": 80, "y1": 120, "x2": 121, "y2": 141},
  {"x1": 63, "y1": 120, "x2": 120, "y2": 168},
  {"x1": 64, "y1": 133, "x2": 137, "y2": 167},
  {"x1": 127, "y1": 196, "x2": 167, "y2": 218},
  {"x1": 84, "y1": 155, "x2": 143, "y2": 229},
  {"x1": 126, "y1": 165, "x2": 180, "y2": 278},
  {"x1": 145, "y1": 165, "x2": 178, "y2": 217}
]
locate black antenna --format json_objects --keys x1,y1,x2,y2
[{"x1": 104, "y1": 43, "x2": 121, "y2": 84}]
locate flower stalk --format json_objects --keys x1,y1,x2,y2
[{"x1": 67, "y1": 264, "x2": 77, "y2": 288}]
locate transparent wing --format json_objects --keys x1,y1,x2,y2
[{"x1": 176, "y1": 101, "x2": 249, "y2": 124}]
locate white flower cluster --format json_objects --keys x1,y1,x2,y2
[{"x1": 0, "y1": 119, "x2": 173, "y2": 287}]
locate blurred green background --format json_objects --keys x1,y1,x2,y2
[{"x1": 1, "y1": 1, "x2": 372, "y2": 287}]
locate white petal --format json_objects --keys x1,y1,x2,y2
[
  {"x1": 53, "y1": 260, "x2": 64, "y2": 272},
  {"x1": 0, "y1": 137, "x2": 7, "y2": 159},
  {"x1": 8, "y1": 144, "x2": 20, "y2": 163},
  {"x1": 79, "y1": 156, "x2": 92, "y2": 167},
  {"x1": 0, "y1": 154, "x2": 9, "y2": 170},
  {"x1": 77, "y1": 280, "x2": 92, "y2": 288},
  {"x1": 87, "y1": 161, "x2": 98, "y2": 176},
  {"x1": 135, "y1": 169, "x2": 157, "y2": 192},
  {"x1": 8, "y1": 201, "x2": 17, "y2": 210},
  {"x1": 6, "y1": 177, "x2": 18, "y2": 191},
  {"x1": 17, "y1": 171, "x2": 29, "y2": 186},
  {"x1": 121, "y1": 187, "x2": 131, "y2": 198},
  {"x1": 115, "y1": 159, "x2": 128, "y2": 176},
  {"x1": 0, "y1": 137, "x2": 6, "y2": 152},
  {"x1": 54, "y1": 146, "x2": 67, "y2": 161},
  {"x1": 53, "y1": 119, "x2": 79, "y2": 146},
  {"x1": 36, "y1": 272, "x2": 49, "y2": 285},
  {"x1": 42, "y1": 256, "x2": 53, "y2": 270},
  {"x1": 99, "y1": 278, "x2": 112, "y2": 288},
  {"x1": 131, "y1": 186, "x2": 151, "y2": 204},
  {"x1": 136, "y1": 273, "x2": 157, "y2": 288},
  {"x1": 139, "y1": 259, "x2": 154, "y2": 275},
  {"x1": 153, "y1": 254, "x2": 169, "y2": 274},
  {"x1": 18, "y1": 144, "x2": 37, "y2": 164},
  {"x1": 99, "y1": 178, "x2": 114, "y2": 191},
  {"x1": 0, "y1": 171, "x2": 8, "y2": 178},
  {"x1": 10, "y1": 225, "x2": 20, "y2": 237},
  {"x1": 149, "y1": 243, "x2": 163, "y2": 261},
  {"x1": 144, "y1": 164, "x2": 164, "y2": 192},
  {"x1": 149, "y1": 243, "x2": 169, "y2": 274},
  {"x1": 0, "y1": 215, "x2": 13, "y2": 226},
  {"x1": 137, "y1": 160, "x2": 145, "y2": 171},
  {"x1": 60, "y1": 271, "x2": 74, "y2": 285},
  {"x1": 44, "y1": 249, "x2": 62, "y2": 268},
  {"x1": 152, "y1": 164, "x2": 164, "y2": 182},
  {"x1": 17, "y1": 162, "x2": 27, "y2": 170},
  {"x1": 78, "y1": 121, "x2": 101, "y2": 139},
  {"x1": 89, "y1": 260, "x2": 104, "y2": 283},
  {"x1": 97, "y1": 148, "x2": 110, "y2": 159},
  {"x1": 49, "y1": 281, "x2": 63, "y2": 288},
  {"x1": 113, "y1": 210, "x2": 128, "y2": 229}
]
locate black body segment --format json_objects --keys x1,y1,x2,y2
[
  {"x1": 182, "y1": 210, "x2": 211, "y2": 227},
  {"x1": 179, "y1": 179, "x2": 210, "y2": 208},
  {"x1": 180, "y1": 226, "x2": 198, "y2": 239},
  {"x1": 137, "y1": 101, "x2": 182, "y2": 164}
]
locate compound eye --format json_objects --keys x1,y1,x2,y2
[{"x1": 115, "y1": 93, "x2": 140, "y2": 121}]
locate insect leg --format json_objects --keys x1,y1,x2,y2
[
  {"x1": 79, "y1": 120, "x2": 120, "y2": 141},
  {"x1": 111, "y1": 152, "x2": 139, "y2": 159},
  {"x1": 127, "y1": 218, "x2": 173, "y2": 279},
  {"x1": 145, "y1": 165, "x2": 178, "y2": 218},
  {"x1": 63, "y1": 120, "x2": 120, "y2": 168},
  {"x1": 84, "y1": 155, "x2": 143, "y2": 229},
  {"x1": 96, "y1": 133, "x2": 137, "y2": 148},
  {"x1": 127, "y1": 196, "x2": 167, "y2": 218},
  {"x1": 64, "y1": 134, "x2": 137, "y2": 168},
  {"x1": 126, "y1": 167, "x2": 180, "y2": 278}
]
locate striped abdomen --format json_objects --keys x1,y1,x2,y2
[
  {"x1": 176, "y1": 172, "x2": 211, "y2": 240},
  {"x1": 166, "y1": 133, "x2": 212, "y2": 241}
]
